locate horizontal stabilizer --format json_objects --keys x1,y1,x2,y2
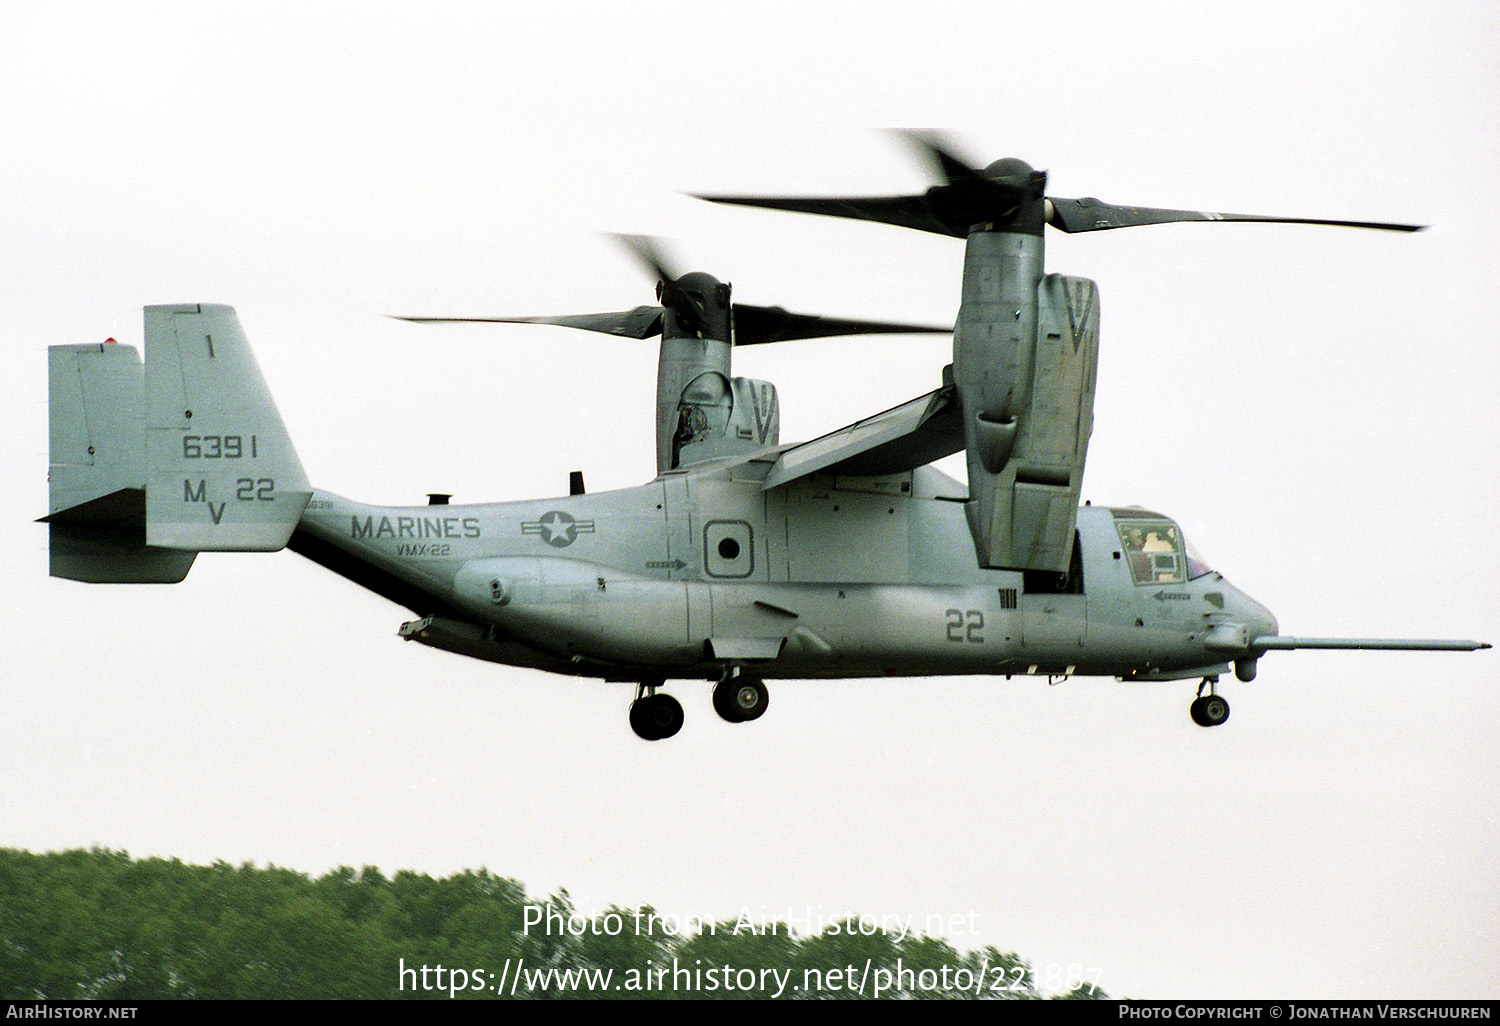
[
  {"x1": 40, "y1": 487, "x2": 146, "y2": 527},
  {"x1": 41, "y1": 489, "x2": 196, "y2": 585},
  {"x1": 44, "y1": 486, "x2": 197, "y2": 584},
  {"x1": 144, "y1": 304, "x2": 311, "y2": 550},
  {"x1": 50, "y1": 523, "x2": 197, "y2": 584}
]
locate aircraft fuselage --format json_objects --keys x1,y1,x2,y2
[{"x1": 292, "y1": 460, "x2": 1276, "y2": 686}]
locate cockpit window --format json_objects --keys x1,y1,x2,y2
[
  {"x1": 1183, "y1": 537, "x2": 1214, "y2": 580},
  {"x1": 1111, "y1": 510, "x2": 1214, "y2": 585}
]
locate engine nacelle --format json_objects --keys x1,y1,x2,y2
[{"x1": 955, "y1": 252, "x2": 1099, "y2": 572}]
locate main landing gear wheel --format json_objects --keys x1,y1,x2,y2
[
  {"x1": 1189, "y1": 682, "x2": 1230, "y2": 728},
  {"x1": 713, "y1": 675, "x2": 769, "y2": 723},
  {"x1": 629, "y1": 684, "x2": 683, "y2": 741}
]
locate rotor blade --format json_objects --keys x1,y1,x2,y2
[
  {"x1": 609, "y1": 234, "x2": 715, "y2": 333},
  {"x1": 695, "y1": 192, "x2": 967, "y2": 237},
  {"x1": 732, "y1": 304, "x2": 952, "y2": 345},
  {"x1": 891, "y1": 129, "x2": 988, "y2": 187},
  {"x1": 393, "y1": 306, "x2": 664, "y2": 339},
  {"x1": 1047, "y1": 197, "x2": 1425, "y2": 234},
  {"x1": 697, "y1": 141, "x2": 1036, "y2": 239},
  {"x1": 612, "y1": 233, "x2": 681, "y2": 284}
]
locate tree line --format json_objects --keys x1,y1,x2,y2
[{"x1": 0, "y1": 847, "x2": 1104, "y2": 999}]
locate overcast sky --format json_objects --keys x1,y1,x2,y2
[{"x1": 3, "y1": 0, "x2": 1497, "y2": 1000}]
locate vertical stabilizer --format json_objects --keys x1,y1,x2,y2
[
  {"x1": 46, "y1": 342, "x2": 196, "y2": 582},
  {"x1": 144, "y1": 304, "x2": 311, "y2": 550},
  {"x1": 49, "y1": 342, "x2": 145, "y2": 514}
]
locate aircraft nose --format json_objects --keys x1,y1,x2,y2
[
  {"x1": 1222, "y1": 585, "x2": 1277, "y2": 682},
  {"x1": 1238, "y1": 590, "x2": 1278, "y2": 644},
  {"x1": 1205, "y1": 584, "x2": 1275, "y2": 650}
]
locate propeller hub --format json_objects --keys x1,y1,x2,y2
[
  {"x1": 660, "y1": 271, "x2": 731, "y2": 340},
  {"x1": 982, "y1": 157, "x2": 1038, "y2": 186},
  {"x1": 922, "y1": 156, "x2": 1048, "y2": 236}
]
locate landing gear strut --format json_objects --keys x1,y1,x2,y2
[
  {"x1": 629, "y1": 679, "x2": 683, "y2": 741},
  {"x1": 1189, "y1": 677, "x2": 1230, "y2": 728},
  {"x1": 713, "y1": 669, "x2": 769, "y2": 723}
]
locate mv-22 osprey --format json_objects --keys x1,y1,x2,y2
[{"x1": 44, "y1": 137, "x2": 1489, "y2": 740}]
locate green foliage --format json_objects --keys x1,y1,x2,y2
[{"x1": 0, "y1": 847, "x2": 1107, "y2": 1000}]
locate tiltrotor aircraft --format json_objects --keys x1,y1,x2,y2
[{"x1": 44, "y1": 136, "x2": 1488, "y2": 740}]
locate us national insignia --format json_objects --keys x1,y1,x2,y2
[{"x1": 522, "y1": 510, "x2": 596, "y2": 548}]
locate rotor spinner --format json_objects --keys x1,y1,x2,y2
[{"x1": 656, "y1": 270, "x2": 731, "y2": 342}]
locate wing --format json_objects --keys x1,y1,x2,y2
[{"x1": 759, "y1": 385, "x2": 962, "y2": 491}]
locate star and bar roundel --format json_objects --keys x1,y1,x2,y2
[{"x1": 521, "y1": 510, "x2": 596, "y2": 548}]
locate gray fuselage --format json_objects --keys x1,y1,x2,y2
[{"x1": 292, "y1": 456, "x2": 1276, "y2": 686}]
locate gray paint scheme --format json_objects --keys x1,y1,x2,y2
[
  {"x1": 142, "y1": 304, "x2": 311, "y2": 551},
  {"x1": 46, "y1": 307, "x2": 1489, "y2": 710},
  {"x1": 292, "y1": 466, "x2": 1279, "y2": 685},
  {"x1": 44, "y1": 187, "x2": 1488, "y2": 736},
  {"x1": 47, "y1": 310, "x2": 1291, "y2": 688},
  {"x1": 45, "y1": 343, "x2": 194, "y2": 583}
]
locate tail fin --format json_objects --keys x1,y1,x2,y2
[
  {"x1": 143, "y1": 304, "x2": 310, "y2": 550},
  {"x1": 44, "y1": 305, "x2": 311, "y2": 582},
  {"x1": 45, "y1": 341, "x2": 195, "y2": 582}
]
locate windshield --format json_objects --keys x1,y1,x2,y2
[{"x1": 1112, "y1": 509, "x2": 1214, "y2": 584}]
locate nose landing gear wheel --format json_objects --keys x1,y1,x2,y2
[
  {"x1": 1189, "y1": 693, "x2": 1230, "y2": 727},
  {"x1": 629, "y1": 687, "x2": 684, "y2": 741},
  {"x1": 713, "y1": 675, "x2": 769, "y2": 723}
]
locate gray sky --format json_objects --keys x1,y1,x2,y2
[{"x1": 3, "y1": 0, "x2": 1497, "y2": 1000}]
